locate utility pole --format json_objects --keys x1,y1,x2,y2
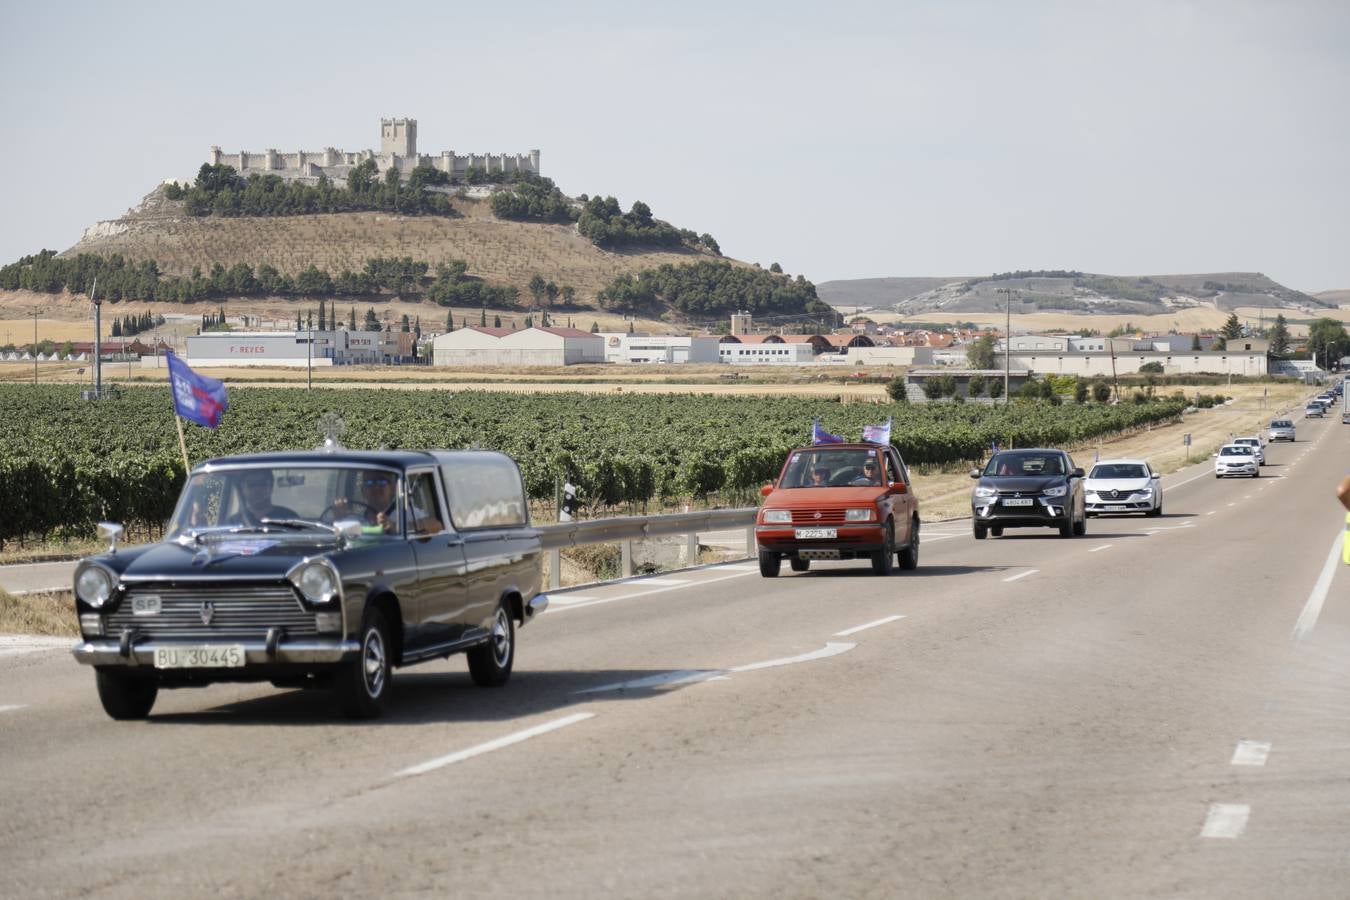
[
  {"x1": 996, "y1": 288, "x2": 1015, "y2": 404},
  {"x1": 32, "y1": 310, "x2": 39, "y2": 385},
  {"x1": 91, "y1": 277, "x2": 101, "y2": 397},
  {"x1": 307, "y1": 320, "x2": 313, "y2": 390}
]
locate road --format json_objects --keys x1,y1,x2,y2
[{"x1": 2, "y1": 418, "x2": 1348, "y2": 898}]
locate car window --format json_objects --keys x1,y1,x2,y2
[
  {"x1": 437, "y1": 456, "x2": 528, "y2": 528},
  {"x1": 406, "y1": 471, "x2": 446, "y2": 536}
]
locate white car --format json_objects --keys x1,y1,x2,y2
[
  {"x1": 1214, "y1": 443, "x2": 1259, "y2": 478},
  {"x1": 1085, "y1": 458, "x2": 1163, "y2": 517},
  {"x1": 1231, "y1": 436, "x2": 1264, "y2": 465}
]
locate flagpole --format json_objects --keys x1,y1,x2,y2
[{"x1": 174, "y1": 414, "x2": 191, "y2": 474}]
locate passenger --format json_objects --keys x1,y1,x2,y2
[
  {"x1": 851, "y1": 458, "x2": 882, "y2": 485},
  {"x1": 1338, "y1": 475, "x2": 1350, "y2": 512},
  {"x1": 237, "y1": 470, "x2": 298, "y2": 525},
  {"x1": 808, "y1": 466, "x2": 830, "y2": 487}
]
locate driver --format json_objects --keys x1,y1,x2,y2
[
  {"x1": 237, "y1": 470, "x2": 298, "y2": 525},
  {"x1": 332, "y1": 470, "x2": 399, "y2": 533},
  {"x1": 851, "y1": 458, "x2": 882, "y2": 485}
]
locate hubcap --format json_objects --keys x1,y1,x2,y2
[
  {"x1": 363, "y1": 629, "x2": 386, "y2": 697},
  {"x1": 491, "y1": 609, "x2": 512, "y2": 668}
]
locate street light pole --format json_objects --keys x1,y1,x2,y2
[{"x1": 32, "y1": 310, "x2": 39, "y2": 385}]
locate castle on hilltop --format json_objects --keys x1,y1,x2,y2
[{"x1": 208, "y1": 118, "x2": 540, "y2": 182}]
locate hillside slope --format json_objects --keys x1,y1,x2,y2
[{"x1": 59, "y1": 186, "x2": 718, "y2": 303}]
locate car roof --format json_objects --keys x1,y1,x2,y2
[
  {"x1": 1090, "y1": 458, "x2": 1148, "y2": 467},
  {"x1": 195, "y1": 448, "x2": 438, "y2": 473},
  {"x1": 1218, "y1": 443, "x2": 1250, "y2": 451}
]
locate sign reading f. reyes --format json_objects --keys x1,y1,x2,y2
[{"x1": 166, "y1": 351, "x2": 229, "y2": 428}]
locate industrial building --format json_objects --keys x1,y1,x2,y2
[
  {"x1": 182, "y1": 330, "x2": 402, "y2": 366},
  {"x1": 431, "y1": 326, "x2": 604, "y2": 366},
  {"x1": 599, "y1": 333, "x2": 722, "y2": 364}
]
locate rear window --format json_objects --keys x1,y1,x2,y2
[{"x1": 437, "y1": 455, "x2": 528, "y2": 529}]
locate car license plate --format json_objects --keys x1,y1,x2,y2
[
  {"x1": 1001, "y1": 498, "x2": 1034, "y2": 507},
  {"x1": 794, "y1": 527, "x2": 837, "y2": 539},
  {"x1": 153, "y1": 645, "x2": 245, "y2": 668},
  {"x1": 131, "y1": 594, "x2": 161, "y2": 615},
  {"x1": 1105, "y1": 505, "x2": 1126, "y2": 511}
]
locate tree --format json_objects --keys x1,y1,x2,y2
[
  {"x1": 1190, "y1": 334, "x2": 1202, "y2": 351},
  {"x1": 967, "y1": 374, "x2": 987, "y2": 397},
  {"x1": 318, "y1": 299, "x2": 327, "y2": 331},
  {"x1": 400, "y1": 313, "x2": 410, "y2": 333},
  {"x1": 987, "y1": 379, "x2": 1004, "y2": 400},
  {"x1": 562, "y1": 285, "x2": 576, "y2": 305},
  {"x1": 527, "y1": 274, "x2": 546, "y2": 308},
  {"x1": 480, "y1": 308, "x2": 487, "y2": 327},
  {"x1": 769, "y1": 262, "x2": 783, "y2": 274},
  {"x1": 1092, "y1": 379, "x2": 1111, "y2": 403},
  {"x1": 363, "y1": 307, "x2": 379, "y2": 330},
  {"x1": 885, "y1": 376, "x2": 910, "y2": 402},
  {"x1": 349, "y1": 306, "x2": 357, "y2": 330},
  {"x1": 493, "y1": 315, "x2": 502, "y2": 328},
  {"x1": 1268, "y1": 314, "x2": 1291, "y2": 356},
  {"x1": 1221, "y1": 313, "x2": 1243, "y2": 340},
  {"x1": 1139, "y1": 361, "x2": 1164, "y2": 374},
  {"x1": 1307, "y1": 317, "x2": 1350, "y2": 368},
  {"x1": 590, "y1": 321, "x2": 600, "y2": 333},
  {"x1": 966, "y1": 334, "x2": 997, "y2": 370},
  {"x1": 1074, "y1": 378, "x2": 1089, "y2": 404}
]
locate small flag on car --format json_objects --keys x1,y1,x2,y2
[
  {"x1": 862, "y1": 416, "x2": 892, "y2": 444},
  {"x1": 811, "y1": 417, "x2": 844, "y2": 445},
  {"x1": 166, "y1": 351, "x2": 229, "y2": 429}
]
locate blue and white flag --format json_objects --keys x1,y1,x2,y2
[
  {"x1": 167, "y1": 351, "x2": 228, "y2": 428},
  {"x1": 991, "y1": 439, "x2": 1000, "y2": 452},
  {"x1": 862, "y1": 416, "x2": 892, "y2": 445},
  {"x1": 811, "y1": 417, "x2": 844, "y2": 445}
]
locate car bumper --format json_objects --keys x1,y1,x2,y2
[
  {"x1": 1215, "y1": 465, "x2": 1256, "y2": 476},
  {"x1": 72, "y1": 636, "x2": 360, "y2": 667},
  {"x1": 1086, "y1": 498, "x2": 1154, "y2": 514},
  {"x1": 756, "y1": 523, "x2": 886, "y2": 556}
]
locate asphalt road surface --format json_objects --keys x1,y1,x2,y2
[{"x1": 3, "y1": 418, "x2": 1348, "y2": 899}]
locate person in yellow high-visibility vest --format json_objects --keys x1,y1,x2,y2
[{"x1": 1339, "y1": 476, "x2": 1350, "y2": 565}]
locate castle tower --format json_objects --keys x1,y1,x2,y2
[{"x1": 381, "y1": 118, "x2": 417, "y2": 158}]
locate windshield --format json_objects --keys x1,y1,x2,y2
[
  {"x1": 983, "y1": 452, "x2": 1065, "y2": 477},
  {"x1": 1089, "y1": 464, "x2": 1146, "y2": 479},
  {"x1": 1221, "y1": 446, "x2": 1252, "y2": 456},
  {"x1": 167, "y1": 465, "x2": 402, "y2": 539},
  {"x1": 780, "y1": 448, "x2": 883, "y2": 488}
]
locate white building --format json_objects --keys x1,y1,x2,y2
[
  {"x1": 599, "y1": 333, "x2": 722, "y2": 364},
  {"x1": 841, "y1": 346, "x2": 935, "y2": 367},
  {"x1": 183, "y1": 330, "x2": 395, "y2": 366},
  {"x1": 718, "y1": 342, "x2": 816, "y2": 365},
  {"x1": 431, "y1": 326, "x2": 604, "y2": 366}
]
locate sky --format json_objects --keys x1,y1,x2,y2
[{"x1": 1, "y1": 0, "x2": 1348, "y2": 292}]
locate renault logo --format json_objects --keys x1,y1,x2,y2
[{"x1": 200, "y1": 601, "x2": 215, "y2": 626}]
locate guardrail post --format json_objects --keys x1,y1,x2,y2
[
  {"x1": 745, "y1": 526, "x2": 755, "y2": 558},
  {"x1": 686, "y1": 531, "x2": 698, "y2": 565},
  {"x1": 549, "y1": 547, "x2": 562, "y2": 589},
  {"x1": 621, "y1": 540, "x2": 634, "y2": 577}
]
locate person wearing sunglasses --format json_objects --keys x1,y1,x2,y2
[
  {"x1": 331, "y1": 470, "x2": 400, "y2": 533},
  {"x1": 236, "y1": 470, "x2": 298, "y2": 525},
  {"x1": 851, "y1": 457, "x2": 882, "y2": 486}
]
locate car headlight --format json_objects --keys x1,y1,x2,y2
[
  {"x1": 288, "y1": 560, "x2": 341, "y2": 606},
  {"x1": 75, "y1": 565, "x2": 115, "y2": 608},
  {"x1": 1136, "y1": 488, "x2": 1153, "y2": 498},
  {"x1": 762, "y1": 509, "x2": 792, "y2": 524},
  {"x1": 1042, "y1": 484, "x2": 1067, "y2": 498},
  {"x1": 845, "y1": 508, "x2": 874, "y2": 522},
  {"x1": 973, "y1": 486, "x2": 997, "y2": 499}
]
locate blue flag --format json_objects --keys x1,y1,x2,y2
[
  {"x1": 812, "y1": 417, "x2": 844, "y2": 445},
  {"x1": 991, "y1": 439, "x2": 1000, "y2": 452},
  {"x1": 862, "y1": 416, "x2": 892, "y2": 445},
  {"x1": 167, "y1": 351, "x2": 228, "y2": 428}
]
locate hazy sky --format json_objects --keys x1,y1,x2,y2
[{"x1": 2, "y1": 1, "x2": 1348, "y2": 291}]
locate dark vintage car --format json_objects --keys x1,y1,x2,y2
[
  {"x1": 71, "y1": 448, "x2": 547, "y2": 720},
  {"x1": 970, "y1": 448, "x2": 1086, "y2": 539},
  {"x1": 755, "y1": 442, "x2": 920, "y2": 576}
]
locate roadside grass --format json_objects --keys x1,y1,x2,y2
[
  {"x1": 0, "y1": 590, "x2": 78, "y2": 636},
  {"x1": 0, "y1": 538, "x2": 102, "y2": 566}
]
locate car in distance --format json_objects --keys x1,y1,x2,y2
[
  {"x1": 970, "y1": 448, "x2": 1086, "y2": 539},
  {"x1": 756, "y1": 442, "x2": 920, "y2": 576},
  {"x1": 1084, "y1": 459, "x2": 1163, "y2": 517},
  {"x1": 1267, "y1": 420, "x2": 1296, "y2": 442},
  {"x1": 1305, "y1": 402, "x2": 1325, "y2": 418},
  {"x1": 1214, "y1": 443, "x2": 1259, "y2": 478},
  {"x1": 1231, "y1": 436, "x2": 1264, "y2": 465},
  {"x1": 71, "y1": 448, "x2": 547, "y2": 720}
]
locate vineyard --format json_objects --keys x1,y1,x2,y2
[{"x1": 0, "y1": 385, "x2": 1185, "y2": 546}]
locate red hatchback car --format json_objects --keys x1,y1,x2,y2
[{"x1": 755, "y1": 442, "x2": 921, "y2": 576}]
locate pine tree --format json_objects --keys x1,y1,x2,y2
[
  {"x1": 480, "y1": 308, "x2": 487, "y2": 327},
  {"x1": 446, "y1": 310, "x2": 454, "y2": 331},
  {"x1": 1269, "y1": 314, "x2": 1290, "y2": 355},
  {"x1": 590, "y1": 321, "x2": 599, "y2": 333},
  {"x1": 401, "y1": 313, "x2": 410, "y2": 332},
  {"x1": 494, "y1": 315, "x2": 502, "y2": 327},
  {"x1": 318, "y1": 299, "x2": 327, "y2": 331},
  {"x1": 296, "y1": 312, "x2": 303, "y2": 330},
  {"x1": 349, "y1": 306, "x2": 356, "y2": 330}
]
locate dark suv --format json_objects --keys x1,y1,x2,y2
[{"x1": 970, "y1": 448, "x2": 1086, "y2": 539}]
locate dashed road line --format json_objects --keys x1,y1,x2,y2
[
  {"x1": 1003, "y1": 569, "x2": 1039, "y2": 583},
  {"x1": 834, "y1": 615, "x2": 906, "y2": 637},
  {"x1": 0, "y1": 704, "x2": 27, "y2": 714},
  {"x1": 1200, "y1": 803, "x2": 1250, "y2": 839},
  {"x1": 1088, "y1": 545, "x2": 1112, "y2": 553},
  {"x1": 395, "y1": 712, "x2": 595, "y2": 778},
  {"x1": 1231, "y1": 741, "x2": 1271, "y2": 767},
  {"x1": 547, "y1": 569, "x2": 756, "y2": 614},
  {"x1": 576, "y1": 642, "x2": 857, "y2": 695}
]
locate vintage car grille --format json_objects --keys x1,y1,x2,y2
[
  {"x1": 790, "y1": 509, "x2": 849, "y2": 524},
  {"x1": 106, "y1": 584, "x2": 317, "y2": 639}
]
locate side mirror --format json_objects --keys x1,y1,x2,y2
[
  {"x1": 1150, "y1": 473, "x2": 1161, "y2": 480},
  {"x1": 759, "y1": 484, "x2": 774, "y2": 497},
  {"x1": 969, "y1": 468, "x2": 982, "y2": 479},
  {"x1": 889, "y1": 482, "x2": 908, "y2": 494},
  {"x1": 1071, "y1": 468, "x2": 1085, "y2": 478},
  {"x1": 96, "y1": 522, "x2": 124, "y2": 554}
]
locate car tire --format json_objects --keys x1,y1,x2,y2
[
  {"x1": 898, "y1": 519, "x2": 919, "y2": 570},
  {"x1": 336, "y1": 607, "x2": 392, "y2": 719},
  {"x1": 789, "y1": 557, "x2": 810, "y2": 572},
  {"x1": 973, "y1": 523, "x2": 987, "y2": 540},
  {"x1": 467, "y1": 602, "x2": 515, "y2": 688},
  {"x1": 1073, "y1": 508, "x2": 1086, "y2": 536},
  {"x1": 1059, "y1": 516, "x2": 1074, "y2": 538},
  {"x1": 991, "y1": 526, "x2": 1003, "y2": 537},
  {"x1": 95, "y1": 669, "x2": 158, "y2": 720},
  {"x1": 759, "y1": 550, "x2": 781, "y2": 578},
  {"x1": 871, "y1": 521, "x2": 895, "y2": 575},
  {"x1": 1147, "y1": 502, "x2": 1162, "y2": 518}
]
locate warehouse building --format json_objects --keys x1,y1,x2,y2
[
  {"x1": 183, "y1": 330, "x2": 401, "y2": 366},
  {"x1": 599, "y1": 333, "x2": 722, "y2": 364},
  {"x1": 431, "y1": 326, "x2": 604, "y2": 366}
]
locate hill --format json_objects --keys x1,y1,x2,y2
[{"x1": 816, "y1": 276, "x2": 966, "y2": 310}]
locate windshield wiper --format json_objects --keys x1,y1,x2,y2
[{"x1": 258, "y1": 518, "x2": 337, "y2": 534}]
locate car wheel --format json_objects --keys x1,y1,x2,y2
[
  {"x1": 871, "y1": 521, "x2": 895, "y2": 575},
  {"x1": 94, "y1": 669, "x2": 158, "y2": 720},
  {"x1": 991, "y1": 526, "x2": 1003, "y2": 537},
  {"x1": 789, "y1": 557, "x2": 810, "y2": 572},
  {"x1": 1059, "y1": 515, "x2": 1074, "y2": 538},
  {"x1": 973, "y1": 523, "x2": 987, "y2": 540},
  {"x1": 898, "y1": 519, "x2": 919, "y2": 570},
  {"x1": 336, "y1": 607, "x2": 392, "y2": 719},
  {"x1": 1073, "y1": 507, "x2": 1086, "y2": 536},
  {"x1": 758, "y1": 550, "x2": 781, "y2": 578},
  {"x1": 1147, "y1": 502, "x2": 1162, "y2": 518},
  {"x1": 468, "y1": 601, "x2": 515, "y2": 688}
]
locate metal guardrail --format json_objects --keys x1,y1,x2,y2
[{"x1": 535, "y1": 507, "x2": 759, "y2": 588}]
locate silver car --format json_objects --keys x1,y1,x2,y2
[
  {"x1": 1085, "y1": 458, "x2": 1163, "y2": 517},
  {"x1": 1231, "y1": 436, "x2": 1264, "y2": 465},
  {"x1": 1267, "y1": 419, "x2": 1295, "y2": 442}
]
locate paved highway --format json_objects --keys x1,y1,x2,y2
[{"x1": 2, "y1": 417, "x2": 1348, "y2": 898}]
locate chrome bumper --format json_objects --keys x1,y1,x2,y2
[
  {"x1": 525, "y1": 593, "x2": 549, "y2": 620},
  {"x1": 71, "y1": 637, "x2": 360, "y2": 667}
]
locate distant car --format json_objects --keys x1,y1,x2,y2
[
  {"x1": 1214, "y1": 443, "x2": 1259, "y2": 478},
  {"x1": 1305, "y1": 403, "x2": 1325, "y2": 418},
  {"x1": 1232, "y1": 436, "x2": 1264, "y2": 465},
  {"x1": 755, "y1": 442, "x2": 920, "y2": 576},
  {"x1": 1268, "y1": 420, "x2": 1296, "y2": 442},
  {"x1": 1085, "y1": 459, "x2": 1162, "y2": 517},
  {"x1": 970, "y1": 448, "x2": 1086, "y2": 539}
]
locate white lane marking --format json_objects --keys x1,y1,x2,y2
[
  {"x1": 729, "y1": 641, "x2": 855, "y2": 673},
  {"x1": 1231, "y1": 741, "x2": 1271, "y2": 767},
  {"x1": 1227, "y1": 503, "x2": 1236, "y2": 507},
  {"x1": 1142, "y1": 523, "x2": 1195, "y2": 533},
  {"x1": 1207, "y1": 511, "x2": 1217, "y2": 516},
  {"x1": 396, "y1": 712, "x2": 595, "y2": 778},
  {"x1": 1243, "y1": 495, "x2": 1252, "y2": 500},
  {"x1": 1292, "y1": 529, "x2": 1345, "y2": 641},
  {"x1": 575, "y1": 642, "x2": 857, "y2": 694},
  {"x1": 628, "y1": 578, "x2": 691, "y2": 587},
  {"x1": 1200, "y1": 803, "x2": 1250, "y2": 839},
  {"x1": 0, "y1": 635, "x2": 74, "y2": 658},
  {"x1": 0, "y1": 704, "x2": 27, "y2": 714},
  {"x1": 1169, "y1": 468, "x2": 1228, "y2": 491},
  {"x1": 719, "y1": 564, "x2": 760, "y2": 571},
  {"x1": 834, "y1": 615, "x2": 907, "y2": 637},
  {"x1": 547, "y1": 570, "x2": 756, "y2": 614},
  {"x1": 1003, "y1": 569, "x2": 1039, "y2": 583},
  {"x1": 1088, "y1": 545, "x2": 1112, "y2": 553}
]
